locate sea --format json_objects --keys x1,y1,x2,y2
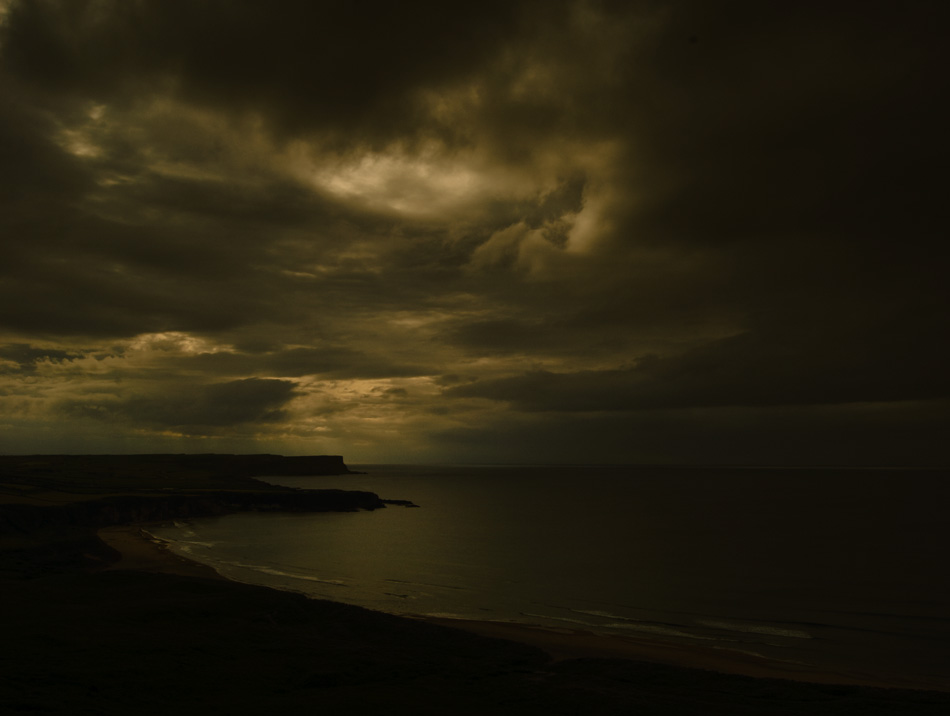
[{"x1": 148, "y1": 464, "x2": 950, "y2": 690}]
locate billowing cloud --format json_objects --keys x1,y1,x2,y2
[
  {"x1": 0, "y1": 1, "x2": 946, "y2": 464},
  {"x1": 0, "y1": 343, "x2": 84, "y2": 374}
]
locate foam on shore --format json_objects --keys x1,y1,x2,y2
[{"x1": 100, "y1": 524, "x2": 949, "y2": 694}]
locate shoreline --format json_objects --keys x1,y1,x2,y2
[
  {"x1": 6, "y1": 456, "x2": 949, "y2": 713},
  {"x1": 97, "y1": 524, "x2": 227, "y2": 581},
  {"x1": 103, "y1": 524, "x2": 948, "y2": 695},
  {"x1": 416, "y1": 615, "x2": 948, "y2": 693}
]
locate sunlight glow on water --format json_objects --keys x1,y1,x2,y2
[{"x1": 151, "y1": 465, "x2": 950, "y2": 688}]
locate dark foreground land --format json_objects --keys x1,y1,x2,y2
[{"x1": 2, "y1": 455, "x2": 949, "y2": 715}]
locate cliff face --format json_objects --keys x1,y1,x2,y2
[
  {"x1": 0, "y1": 489, "x2": 387, "y2": 537},
  {"x1": 0, "y1": 455, "x2": 390, "y2": 577},
  {"x1": 0, "y1": 488, "x2": 399, "y2": 579},
  {"x1": 0, "y1": 453, "x2": 358, "y2": 501},
  {"x1": 60, "y1": 453, "x2": 356, "y2": 477}
]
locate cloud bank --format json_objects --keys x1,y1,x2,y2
[{"x1": 1, "y1": 1, "x2": 946, "y2": 464}]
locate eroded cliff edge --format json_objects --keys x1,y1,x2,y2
[{"x1": 0, "y1": 453, "x2": 403, "y2": 577}]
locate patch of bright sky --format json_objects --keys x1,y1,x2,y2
[
  {"x1": 54, "y1": 103, "x2": 107, "y2": 158},
  {"x1": 297, "y1": 142, "x2": 546, "y2": 221},
  {"x1": 128, "y1": 332, "x2": 229, "y2": 355}
]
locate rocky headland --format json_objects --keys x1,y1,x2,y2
[{"x1": 0, "y1": 453, "x2": 407, "y2": 576}]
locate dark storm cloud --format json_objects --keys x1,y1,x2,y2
[
  {"x1": 521, "y1": 173, "x2": 587, "y2": 231},
  {"x1": 573, "y1": 2, "x2": 950, "y2": 416},
  {"x1": 448, "y1": 318, "x2": 950, "y2": 411},
  {"x1": 0, "y1": 343, "x2": 84, "y2": 373},
  {"x1": 607, "y1": 1, "x2": 948, "y2": 222},
  {"x1": 179, "y1": 346, "x2": 429, "y2": 381},
  {"x1": 0, "y1": 232, "x2": 270, "y2": 337},
  {"x1": 446, "y1": 319, "x2": 558, "y2": 356},
  {"x1": 431, "y1": 400, "x2": 950, "y2": 467},
  {"x1": 0, "y1": 122, "x2": 273, "y2": 336},
  {"x1": 440, "y1": 295, "x2": 698, "y2": 358},
  {"x1": 1, "y1": 0, "x2": 529, "y2": 143},
  {"x1": 0, "y1": 142, "x2": 379, "y2": 338},
  {"x1": 0, "y1": 91, "x2": 90, "y2": 204},
  {"x1": 0, "y1": 0, "x2": 546, "y2": 340},
  {"x1": 614, "y1": 2, "x2": 949, "y2": 254},
  {"x1": 110, "y1": 172, "x2": 337, "y2": 231},
  {"x1": 1, "y1": 0, "x2": 947, "y2": 462},
  {"x1": 0, "y1": 1, "x2": 636, "y2": 340},
  {"x1": 60, "y1": 377, "x2": 297, "y2": 429}
]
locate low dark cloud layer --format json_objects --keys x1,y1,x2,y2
[
  {"x1": 58, "y1": 377, "x2": 297, "y2": 430},
  {"x1": 0, "y1": 343, "x2": 84, "y2": 374},
  {"x1": 0, "y1": 1, "x2": 946, "y2": 464}
]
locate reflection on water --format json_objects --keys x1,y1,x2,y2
[{"x1": 150, "y1": 464, "x2": 950, "y2": 688}]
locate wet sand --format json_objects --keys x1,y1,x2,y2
[
  {"x1": 107, "y1": 525, "x2": 948, "y2": 695},
  {"x1": 418, "y1": 616, "x2": 944, "y2": 692},
  {"x1": 97, "y1": 525, "x2": 225, "y2": 580}
]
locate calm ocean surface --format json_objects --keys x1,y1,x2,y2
[{"x1": 150, "y1": 465, "x2": 950, "y2": 689}]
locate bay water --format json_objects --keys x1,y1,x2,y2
[{"x1": 149, "y1": 465, "x2": 950, "y2": 689}]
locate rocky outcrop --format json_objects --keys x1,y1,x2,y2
[
  {"x1": 0, "y1": 454, "x2": 406, "y2": 577},
  {"x1": 0, "y1": 453, "x2": 364, "y2": 501}
]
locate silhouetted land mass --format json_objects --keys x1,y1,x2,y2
[
  {"x1": 1, "y1": 455, "x2": 948, "y2": 714},
  {"x1": 0, "y1": 454, "x2": 407, "y2": 576},
  {"x1": 0, "y1": 453, "x2": 354, "y2": 497}
]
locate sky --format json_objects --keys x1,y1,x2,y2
[{"x1": 0, "y1": 0, "x2": 947, "y2": 465}]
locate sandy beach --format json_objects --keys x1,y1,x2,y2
[
  {"x1": 97, "y1": 524, "x2": 226, "y2": 580},
  {"x1": 419, "y1": 616, "x2": 946, "y2": 692},
  {"x1": 108, "y1": 524, "x2": 947, "y2": 694},
  {"x1": 3, "y1": 543, "x2": 948, "y2": 715}
]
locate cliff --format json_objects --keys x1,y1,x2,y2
[
  {"x1": 0, "y1": 454, "x2": 404, "y2": 577},
  {"x1": 0, "y1": 489, "x2": 389, "y2": 536},
  {"x1": 0, "y1": 453, "x2": 367, "y2": 504}
]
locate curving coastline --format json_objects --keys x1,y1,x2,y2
[
  {"x1": 2, "y1": 455, "x2": 949, "y2": 714},
  {"x1": 0, "y1": 454, "x2": 402, "y2": 578}
]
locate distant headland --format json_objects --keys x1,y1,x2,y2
[
  {"x1": 0, "y1": 454, "x2": 408, "y2": 572},
  {"x1": 0, "y1": 452, "x2": 356, "y2": 481}
]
